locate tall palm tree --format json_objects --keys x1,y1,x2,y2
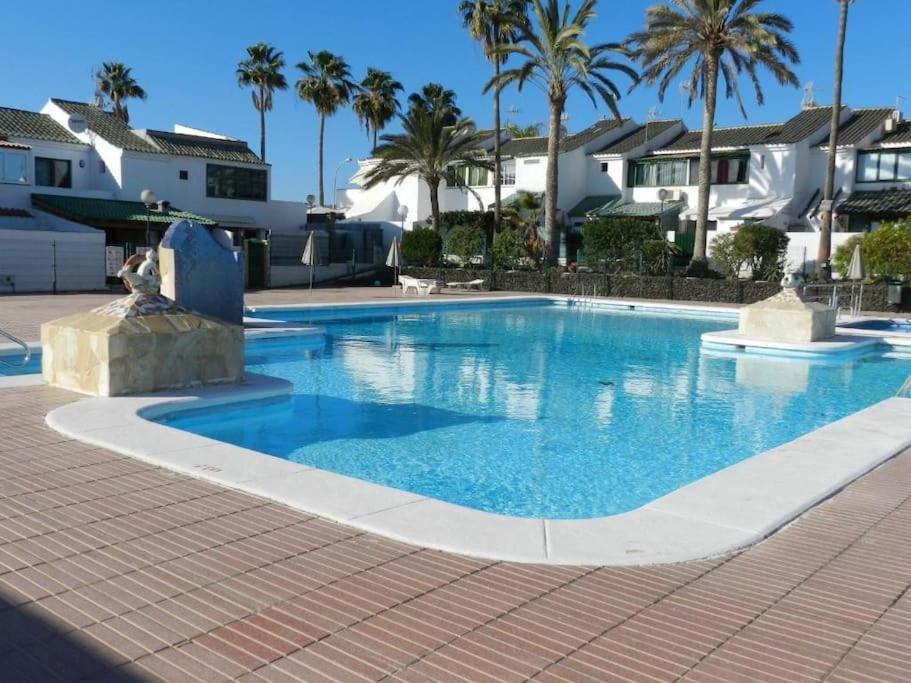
[
  {"x1": 818, "y1": 0, "x2": 854, "y2": 281},
  {"x1": 460, "y1": 0, "x2": 529, "y2": 231},
  {"x1": 407, "y1": 83, "x2": 463, "y2": 125},
  {"x1": 628, "y1": 0, "x2": 799, "y2": 274},
  {"x1": 363, "y1": 104, "x2": 493, "y2": 232},
  {"x1": 352, "y1": 68, "x2": 404, "y2": 152},
  {"x1": 95, "y1": 62, "x2": 146, "y2": 123},
  {"x1": 297, "y1": 50, "x2": 359, "y2": 206},
  {"x1": 488, "y1": 0, "x2": 637, "y2": 265},
  {"x1": 236, "y1": 43, "x2": 288, "y2": 162}
]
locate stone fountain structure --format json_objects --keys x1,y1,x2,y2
[
  {"x1": 737, "y1": 272, "x2": 837, "y2": 343},
  {"x1": 41, "y1": 222, "x2": 244, "y2": 397}
]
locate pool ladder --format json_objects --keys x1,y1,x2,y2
[
  {"x1": 899, "y1": 373, "x2": 911, "y2": 399},
  {"x1": 0, "y1": 326, "x2": 31, "y2": 368},
  {"x1": 571, "y1": 284, "x2": 599, "y2": 308}
]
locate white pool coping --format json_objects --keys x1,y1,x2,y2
[
  {"x1": 701, "y1": 330, "x2": 882, "y2": 356},
  {"x1": 0, "y1": 342, "x2": 43, "y2": 389},
  {"x1": 39, "y1": 296, "x2": 911, "y2": 566}
]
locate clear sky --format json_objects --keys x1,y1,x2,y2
[{"x1": 4, "y1": 1, "x2": 910, "y2": 202}]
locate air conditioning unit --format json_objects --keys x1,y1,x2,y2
[{"x1": 885, "y1": 118, "x2": 897, "y2": 133}]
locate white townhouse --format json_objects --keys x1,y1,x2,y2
[
  {"x1": 0, "y1": 99, "x2": 341, "y2": 292},
  {"x1": 341, "y1": 103, "x2": 911, "y2": 272}
]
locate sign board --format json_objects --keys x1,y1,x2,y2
[{"x1": 105, "y1": 246, "x2": 124, "y2": 277}]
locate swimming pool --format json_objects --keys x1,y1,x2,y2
[
  {"x1": 0, "y1": 350, "x2": 41, "y2": 376},
  {"x1": 842, "y1": 318, "x2": 911, "y2": 333},
  {"x1": 158, "y1": 301, "x2": 911, "y2": 519}
]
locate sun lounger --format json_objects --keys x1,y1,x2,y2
[
  {"x1": 400, "y1": 275, "x2": 441, "y2": 296},
  {"x1": 446, "y1": 279, "x2": 485, "y2": 290}
]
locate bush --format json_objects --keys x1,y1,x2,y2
[
  {"x1": 833, "y1": 219, "x2": 911, "y2": 282},
  {"x1": 709, "y1": 223, "x2": 788, "y2": 281},
  {"x1": 438, "y1": 210, "x2": 496, "y2": 240},
  {"x1": 581, "y1": 217, "x2": 676, "y2": 274},
  {"x1": 709, "y1": 233, "x2": 744, "y2": 278},
  {"x1": 401, "y1": 228, "x2": 442, "y2": 266},
  {"x1": 445, "y1": 225, "x2": 486, "y2": 265},
  {"x1": 492, "y1": 229, "x2": 528, "y2": 270}
]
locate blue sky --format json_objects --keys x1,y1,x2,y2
[{"x1": 5, "y1": 1, "x2": 910, "y2": 201}]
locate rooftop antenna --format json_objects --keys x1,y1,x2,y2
[
  {"x1": 801, "y1": 82, "x2": 817, "y2": 110},
  {"x1": 896, "y1": 95, "x2": 906, "y2": 117},
  {"x1": 645, "y1": 107, "x2": 660, "y2": 144}
]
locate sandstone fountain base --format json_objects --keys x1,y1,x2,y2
[
  {"x1": 737, "y1": 287, "x2": 836, "y2": 343},
  {"x1": 41, "y1": 293, "x2": 243, "y2": 397}
]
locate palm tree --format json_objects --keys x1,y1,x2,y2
[
  {"x1": 628, "y1": 0, "x2": 799, "y2": 274},
  {"x1": 236, "y1": 43, "x2": 288, "y2": 162},
  {"x1": 363, "y1": 104, "x2": 493, "y2": 232},
  {"x1": 488, "y1": 0, "x2": 637, "y2": 265},
  {"x1": 818, "y1": 0, "x2": 854, "y2": 281},
  {"x1": 352, "y1": 68, "x2": 404, "y2": 152},
  {"x1": 505, "y1": 121, "x2": 542, "y2": 137},
  {"x1": 407, "y1": 83, "x2": 462, "y2": 125},
  {"x1": 297, "y1": 51, "x2": 359, "y2": 206},
  {"x1": 460, "y1": 0, "x2": 529, "y2": 232},
  {"x1": 95, "y1": 62, "x2": 146, "y2": 123}
]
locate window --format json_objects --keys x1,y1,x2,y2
[
  {"x1": 600, "y1": 161, "x2": 609, "y2": 173},
  {"x1": 627, "y1": 158, "x2": 689, "y2": 187},
  {"x1": 179, "y1": 170, "x2": 189, "y2": 180},
  {"x1": 450, "y1": 165, "x2": 490, "y2": 187},
  {"x1": 35, "y1": 157, "x2": 72, "y2": 188},
  {"x1": 499, "y1": 159, "x2": 516, "y2": 186},
  {"x1": 0, "y1": 150, "x2": 28, "y2": 184},
  {"x1": 99, "y1": 161, "x2": 106, "y2": 174},
  {"x1": 857, "y1": 148, "x2": 911, "y2": 183},
  {"x1": 206, "y1": 164, "x2": 267, "y2": 201},
  {"x1": 710, "y1": 155, "x2": 749, "y2": 184}
]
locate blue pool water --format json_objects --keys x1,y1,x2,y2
[
  {"x1": 159, "y1": 302, "x2": 911, "y2": 519},
  {"x1": 843, "y1": 319, "x2": 911, "y2": 333},
  {"x1": 0, "y1": 351, "x2": 41, "y2": 376}
]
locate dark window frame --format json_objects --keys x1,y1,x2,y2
[
  {"x1": 206, "y1": 163, "x2": 267, "y2": 201},
  {"x1": 35, "y1": 156, "x2": 72, "y2": 188},
  {"x1": 627, "y1": 153, "x2": 750, "y2": 188},
  {"x1": 179, "y1": 169, "x2": 189, "y2": 180},
  {"x1": 857, "y1": 148, "x2": 911, "y2": 183}
]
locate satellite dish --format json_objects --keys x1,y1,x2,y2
[
  {"x1": 306, "y1": 194, "x2": 316, "y2": 207},
  {"x1": 657, "y1": 188, "x2": 671, "y2": 202},
  {"x1": 67, "y1": 115, "x2": 88, "y2": 134}
]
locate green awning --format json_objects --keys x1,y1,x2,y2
[
  {"x1": 595, "y1": 200, "x2": 686, "y2": 218},
  {"x1": 32, "y1": 193, "x2": 217, "y2": 227},
  {"x1": 569, "y1": 195, "x2": 621, "y2": 218},
  {"x1": 838, "y1": 189, "x2": 911, "y2": 218}
]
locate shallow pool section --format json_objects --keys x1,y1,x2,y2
[
  {"x1": 160, "y1": 302, "x2": 911, "y2": 519},
  {"x1": 0, "y1": 350, "x2": 41, "y2": 376}
]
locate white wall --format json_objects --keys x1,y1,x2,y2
[{"x1": 0, "y1": 224, "x2": 105, "y2": 293}]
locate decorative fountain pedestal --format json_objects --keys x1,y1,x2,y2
[
  {"x1": 41, "y1": 231, "x2": 244, "y2": 397},
  {"x1": 737, "y1": 285, "x2": 836, "y2": 343},
  {"x1": 702, "y1": 274, "x2": 874, "y2": 357}
]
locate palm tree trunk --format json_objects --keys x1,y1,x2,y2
[
  {"x1": 318, "y1": 115, "x2": 326, "y2": 206},
  {"x1": 372, "y1": 127, "x2": 378, "y2": 153},
  {"x1": 429, "y1": 180, "x2": 441, "y2": 234},
  {"x1": 544, "y1": 99, "x2": 563, "y2": 266},
  {"x1": 691, "y1": 55, "x2": 719, "y2": 271},
  {"x1": 259, "y1": 86, "x2": 267, "y2": 162},
  {"x1": 493, "y1": 57, "x2": 503, "y2": 232},
  {"x1": 818, "y1": 0, "x2": 850, "y2": 280}
]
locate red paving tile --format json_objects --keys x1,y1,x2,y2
[{"x1": 1, "y1": 382, "x2": 911, "y2": 681}]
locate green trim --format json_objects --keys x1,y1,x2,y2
[{"x1": 31, "y1": 194, "x2": 217, "y2": 227}]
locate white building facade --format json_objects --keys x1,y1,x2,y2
[{"x1": 342, "y1": 103, "x2": 911, "y2": 273}]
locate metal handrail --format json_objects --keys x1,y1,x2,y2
[
  {"x1": 0, "y1": 327, "x2": 31, "y2": 368},
  {"x1": 899, "y1": 374, "x2": 911, "y2": 399}
]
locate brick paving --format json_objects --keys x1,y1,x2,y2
[{"x1": 0, "y1": 291, "x2": 910, "y2": 681}]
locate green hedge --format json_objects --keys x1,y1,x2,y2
[
  {"x1": 402, "y1": 228, "x2": 442, "y2": 266},
  {"x1": 445, "y1": 226, "x2": 486, "y2": 265},
  {"x1": 833, "y1": 218, "x2": 911, "y2": 282},
  {"x1": 709, "y1": 223, "x2": 788, "y2": 280},
  {"x1": 492, "y1": 229, "x2": 528, "y2": 269}
]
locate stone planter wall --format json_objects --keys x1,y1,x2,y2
[{"x1": 403, "y1": 267, "x2": 908, "y2": 312}]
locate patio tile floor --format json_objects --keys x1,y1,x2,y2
[{"x1": 0, "y1": 289, "x2": 909, "y2": 681}]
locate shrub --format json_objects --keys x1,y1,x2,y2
[
  {"x1": 581, "y1": 217, "x2": 676, "y2": 274},
  {"x1": 438, "y1": 210, "x2": 496, "y2": 239},
  {"x1": 709, "y1": 233, "x2": 744, "y2": 278},
  {"x1": 709, "y1": 224, "x2": 788, "y2": 281},
  {"x1": 492, "y1": 229, "x2": 528, "y2": 269},
  {"x1": 833, "y1": 219, "x2": 911, "y2": 282},
  {"x1": 445, "y1": 225, "x2": 486, "y2": 265},
  {"x1": 735, "y1": 223, "x2": 789, "y2": 281},
  {"x1": 401, "y1": 228, "x2": 442, "y2": 266}
]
